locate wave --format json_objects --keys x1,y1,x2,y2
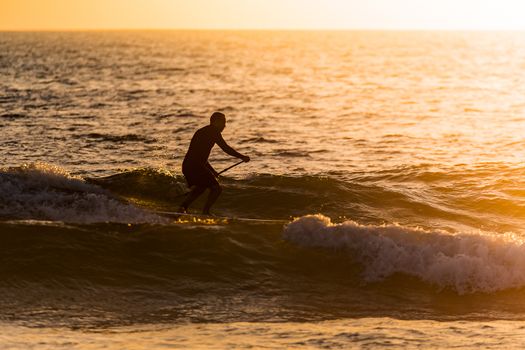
[
  {"x1": 284, "y1": 215, "x2": 525, "y2": 294},
  {"x1": 86, "y1": 168, "x2": 379, "y2": 221},
  {"x1": 239, "y1": 136, "x2": 279, "y2": 144},
  {"x1": 2, "y1": 162, "x2": 525, "y2": 236},
  {"x1": 2, "y1": 212, "x2": 525, "y2": 297},
  {"x1": 0, "y1": 113, "x2": 27, "y2": 120},
  {"x1": 2, "y1": 163, "x2": 361, "y2": 223},
  {"x1": 0, "y1": 163, "x2": 164, "y2": 224},
  {"x1": 3, "y1": 163, "x2": 520, "y2": 230},
  {"x1": 84, "y1": 133, "x2": 157, "y2": 143},
  {"x1": 274, "y1": 150, "x2": 312, "y2": 158}
]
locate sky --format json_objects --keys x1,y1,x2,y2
[{"x1": 2, "y1": 0, "x2": 525, "y2": 30}]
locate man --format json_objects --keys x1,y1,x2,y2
[{"x1": 179, "y1": 112, "x2": 250, "y2": 214}]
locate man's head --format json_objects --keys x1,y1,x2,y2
[{"x1": 210, "y1": 111, "x2": 226, "y2": 132}]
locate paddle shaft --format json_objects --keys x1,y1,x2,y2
[{"x1": 217, "y1": 160, "x2": 245, "y2": 176}]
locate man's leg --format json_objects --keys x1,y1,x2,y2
[
  {"x1": 202, "y1": 184, "x2": 222, "y2": 215},
  {"x1": 179, "y1": 186, "x2": 206, "y2": 212}
]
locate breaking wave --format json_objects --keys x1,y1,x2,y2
[
  {"x1": 0, "y1": 163, "x2": 164, "y2": 224},
  {"x1": 284, "y1": 215, "x2": 525, "y2": 294}
]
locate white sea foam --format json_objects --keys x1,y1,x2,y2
[
  {"x1": 0, "y1": 163, "x2": 166, "y2": 224},
  {"x1": 283, "y1": 215, "x2": 525, "y2": 294}
]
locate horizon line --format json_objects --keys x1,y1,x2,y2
[{"x1": 2, "y1": 27, "x2": 525, "y2": 32}]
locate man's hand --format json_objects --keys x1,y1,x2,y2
[{"x1": 241, "y1": 155, "x2": 250, "y2": 163}]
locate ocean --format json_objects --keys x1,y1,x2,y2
[{"x1": 1, "y1": 30, "x2": 525, "y2": 349}]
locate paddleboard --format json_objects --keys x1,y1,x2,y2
[{"x1": 154, "y1": 210, "x2": 289, "y2": 224}]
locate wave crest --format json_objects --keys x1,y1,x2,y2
[
  {"x1": 283, "y1": 215, "x2": 525, "y2": 294},
  {"x1": 0, "y1": 163, "x2": 164, "y2": 224}
]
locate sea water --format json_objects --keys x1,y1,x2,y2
[{"x1": 1, "y1": 31, "x2": 525, "y2": 349}]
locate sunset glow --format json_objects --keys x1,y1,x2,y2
[{"x1": 2, "y1": 0, "x2": 525, "y2": 31}]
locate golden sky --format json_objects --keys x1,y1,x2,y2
[{"x1": 2, "y1": 0, "x2": 525, "y2": 30}]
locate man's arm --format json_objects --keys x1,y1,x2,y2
[{"x1": 216, "y1": 133, "x2": 250, "y2": 162}]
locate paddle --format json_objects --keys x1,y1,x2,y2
[{"x1": 217, "y1": 160, "x2": 245, "y2": 176}]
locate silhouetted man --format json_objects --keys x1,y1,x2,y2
[{"x1": 179, "y1": 112, "x2": 250, "y2": 214}]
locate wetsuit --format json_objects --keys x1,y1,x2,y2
[{"x1": 182, "y1": 125, "x2": 243, "y2": 188}]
